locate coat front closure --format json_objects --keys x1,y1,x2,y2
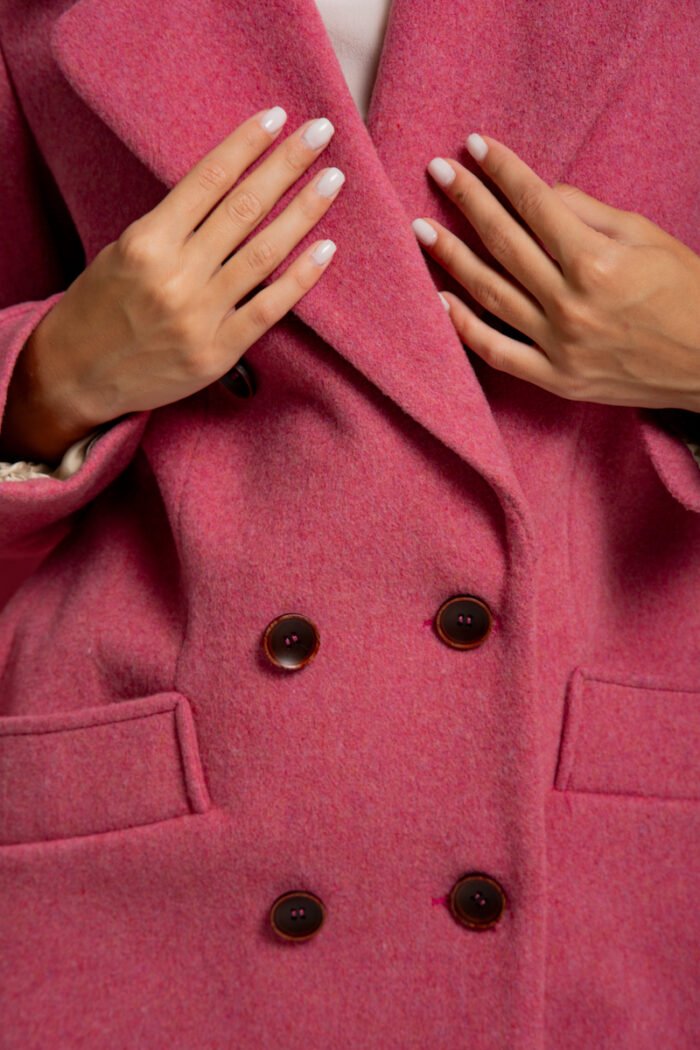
[{"x1": 1, "y1": 1, "x2": 699, "y2": 1048}]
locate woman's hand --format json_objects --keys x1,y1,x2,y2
[
  {"x1": 412, "y1": 133, "x2": 700, "y2": 412},
  {"x1": 0, "y1": 108, "x2": 344, "y2": 466}
]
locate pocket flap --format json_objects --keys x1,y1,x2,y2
[
  {"x1": 554, "y1": 668, "x2": 700, "y2": 800},
  {"x1": 0, "y1": 692, "x2": 211, "y2": 845}
]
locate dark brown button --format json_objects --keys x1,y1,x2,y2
[
  {"x1": 435, "y1": 595, "x2": 492, "y2": 650},
  {"x1": 270, "y1": 890, "x2": 326, "y2": 942},
  {"x1": 219, "y1": 358, "x2": 257, "y2": 398},
  {"x1": 262, "y1": 613, "x2": 320, "y2": 670},
  {"x1": 448, "y1": 873, "x2": 506, "y2": 930}
]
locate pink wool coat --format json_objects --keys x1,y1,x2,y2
[{"x1": 1, "y1": 1, "x2": 700, "y2": 1047}]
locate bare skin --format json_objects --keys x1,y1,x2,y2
[
  {"x1": 415, "y1": 132, "x2": 700, "y2": 413},
  {"x1": 0, "y1": 108, "x2": 344, "y2": 467}
]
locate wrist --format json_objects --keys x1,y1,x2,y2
[
  {"x1": 0, "y1": 314, "x2": 104, "y2": 467},
  {"x1": 668, "y1": 386, "x2": 700, "y2": 413}
]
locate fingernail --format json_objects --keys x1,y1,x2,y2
[
  {"x1": 311, "y1": 239, "x2": 337, "y2": 265},
  {"x1": 438, "y1": 292, "x2": 450, "y2": 312},
  {"x1": 427, "y1": 157, "x2": 455, "y2": 187},
  {"x1": 258, "y1": 106, "x2": 287, "y2": 133},
  {"x1": 315, "y1": 167, "x2": 345, "y2": 197},
  {"x1": 412, "y1": 218, "x2": 438, "y2": 246},
  {"x1": 466, "y1": 133, "x2": 488, "y2": 161},
  {"x1": 303, "y1": 117, "x2": 335, "y2": 150}
]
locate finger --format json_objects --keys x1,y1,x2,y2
[
  {"x1": 552, "y1": 183, "x2": 658, "y2": 244},
  {"x1": 222, "y1": 238, "x2": 337, "y2": 359},
  {"x1": 185, "y1": 116, "x2": 336, "y2": 278},
  {"x1": 463, "y1": 133, "x2": 608, "y2": 276},
  {"x1": 142, "y1": 107, "x2": 294, "y2": 245},
  {"x1": 214, "y1": 165, "x2": 345, "y2": 305},
  {"x1": 427, "y1": 156, "x2": 565, "y2": 307},
  {"x1": 441, "y1": 290, "x2": 563, "y2": 394},
  {"x1": 411, "y1": 216, "x2": 549, "y2": 346}
]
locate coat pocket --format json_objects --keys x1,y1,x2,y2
[
  {"x1": 0, "y1": 691, "x2": 211, "y2": 845},
  {"x1": 553, "y1": 667, "x2": 700, "y2": 801}
]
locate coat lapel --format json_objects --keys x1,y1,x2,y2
[{"x1": 49, "y1": 0, "x2": 664, "y2": 536}]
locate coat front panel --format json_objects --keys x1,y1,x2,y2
[{"x1": 0, "y1": 1, "x2": 699, "y2": 1047}]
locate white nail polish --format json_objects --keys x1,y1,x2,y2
[
  {"x1": 466, "y1": 133, "x2": 488, "y2": 161},
  {"x1": 315, "y1": 167, "x2": 345, "y2": 197},
  {"x1": 412, "y1": 218, "x2": 438, "y2": 246},
  {"x1": 259, "y1": 106, "x2": 287, "y2": 133},
  {"x1": 438, "y1": 292, "x2": 450, "y2": 312},
  {"x1": 311, "y1": 239, "x2": 337, "y2": 265},
  {"x1": 427, "y1": 157, "x2": 455, "y2": 187},
  {"x1": 303, "y1": 118, "x2": 335, "y2": 150}
]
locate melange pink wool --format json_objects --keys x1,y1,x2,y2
[{"x1": 0, "y1": 1, "x2": 699, "y2": 1048}]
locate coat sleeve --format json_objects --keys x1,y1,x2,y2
[
  {"x1": 0, "y1": 425, "x2": 104, "y2": 481},
  {"x1": 0, "y1": 40, "x2": 151, "y2": 559}
]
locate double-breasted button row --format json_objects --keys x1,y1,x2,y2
[
  {"x1": 224, "y1": 371, "x2": 494, "y2": 656},
  {"x1": 434, "y1": 596, "x2": 492, "y2": 650},
  {"x1": 269, "y1": 891, "x2": 326, "y2": 942},
  {"x1": 219, "y1": 357, "x2": 257, "y2": 399},
  {"x1": 447, "y1": 873, "x2": 506, "y2": 930},
  {"x1": 269, "y1": 873, "x2": 506, "y2": 941},
  {"x1": 262, "y1": 596, "x2": 493, "y2": 669},
  {"x1": 262, "y1": 613, "x2": 321, "y2": 670}
]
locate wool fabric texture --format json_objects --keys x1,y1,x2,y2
[
  {"x1": 2, "y1": 0, "x2": 700, "y2": 483},
  {"x1": 0, "y1": 1, "x2": 699, "y2": 1048},
  {"x1": 0, "y1": 0, "x2": 397, "y2": 482}
]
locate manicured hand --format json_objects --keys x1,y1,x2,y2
[
  {"x1": 412, "y1": 133, "x2": 700, "y2": 412},
  {"x1": 2, "y1": 108, "x2": 344, "y2": 466}
]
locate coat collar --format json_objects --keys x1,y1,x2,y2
[{"x1": 49, "y1": 0, "x2": 664, "y2": 540}]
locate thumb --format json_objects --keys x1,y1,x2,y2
[{"x1": 553, "y1": 182, "x2": 645, "y2": 242}]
